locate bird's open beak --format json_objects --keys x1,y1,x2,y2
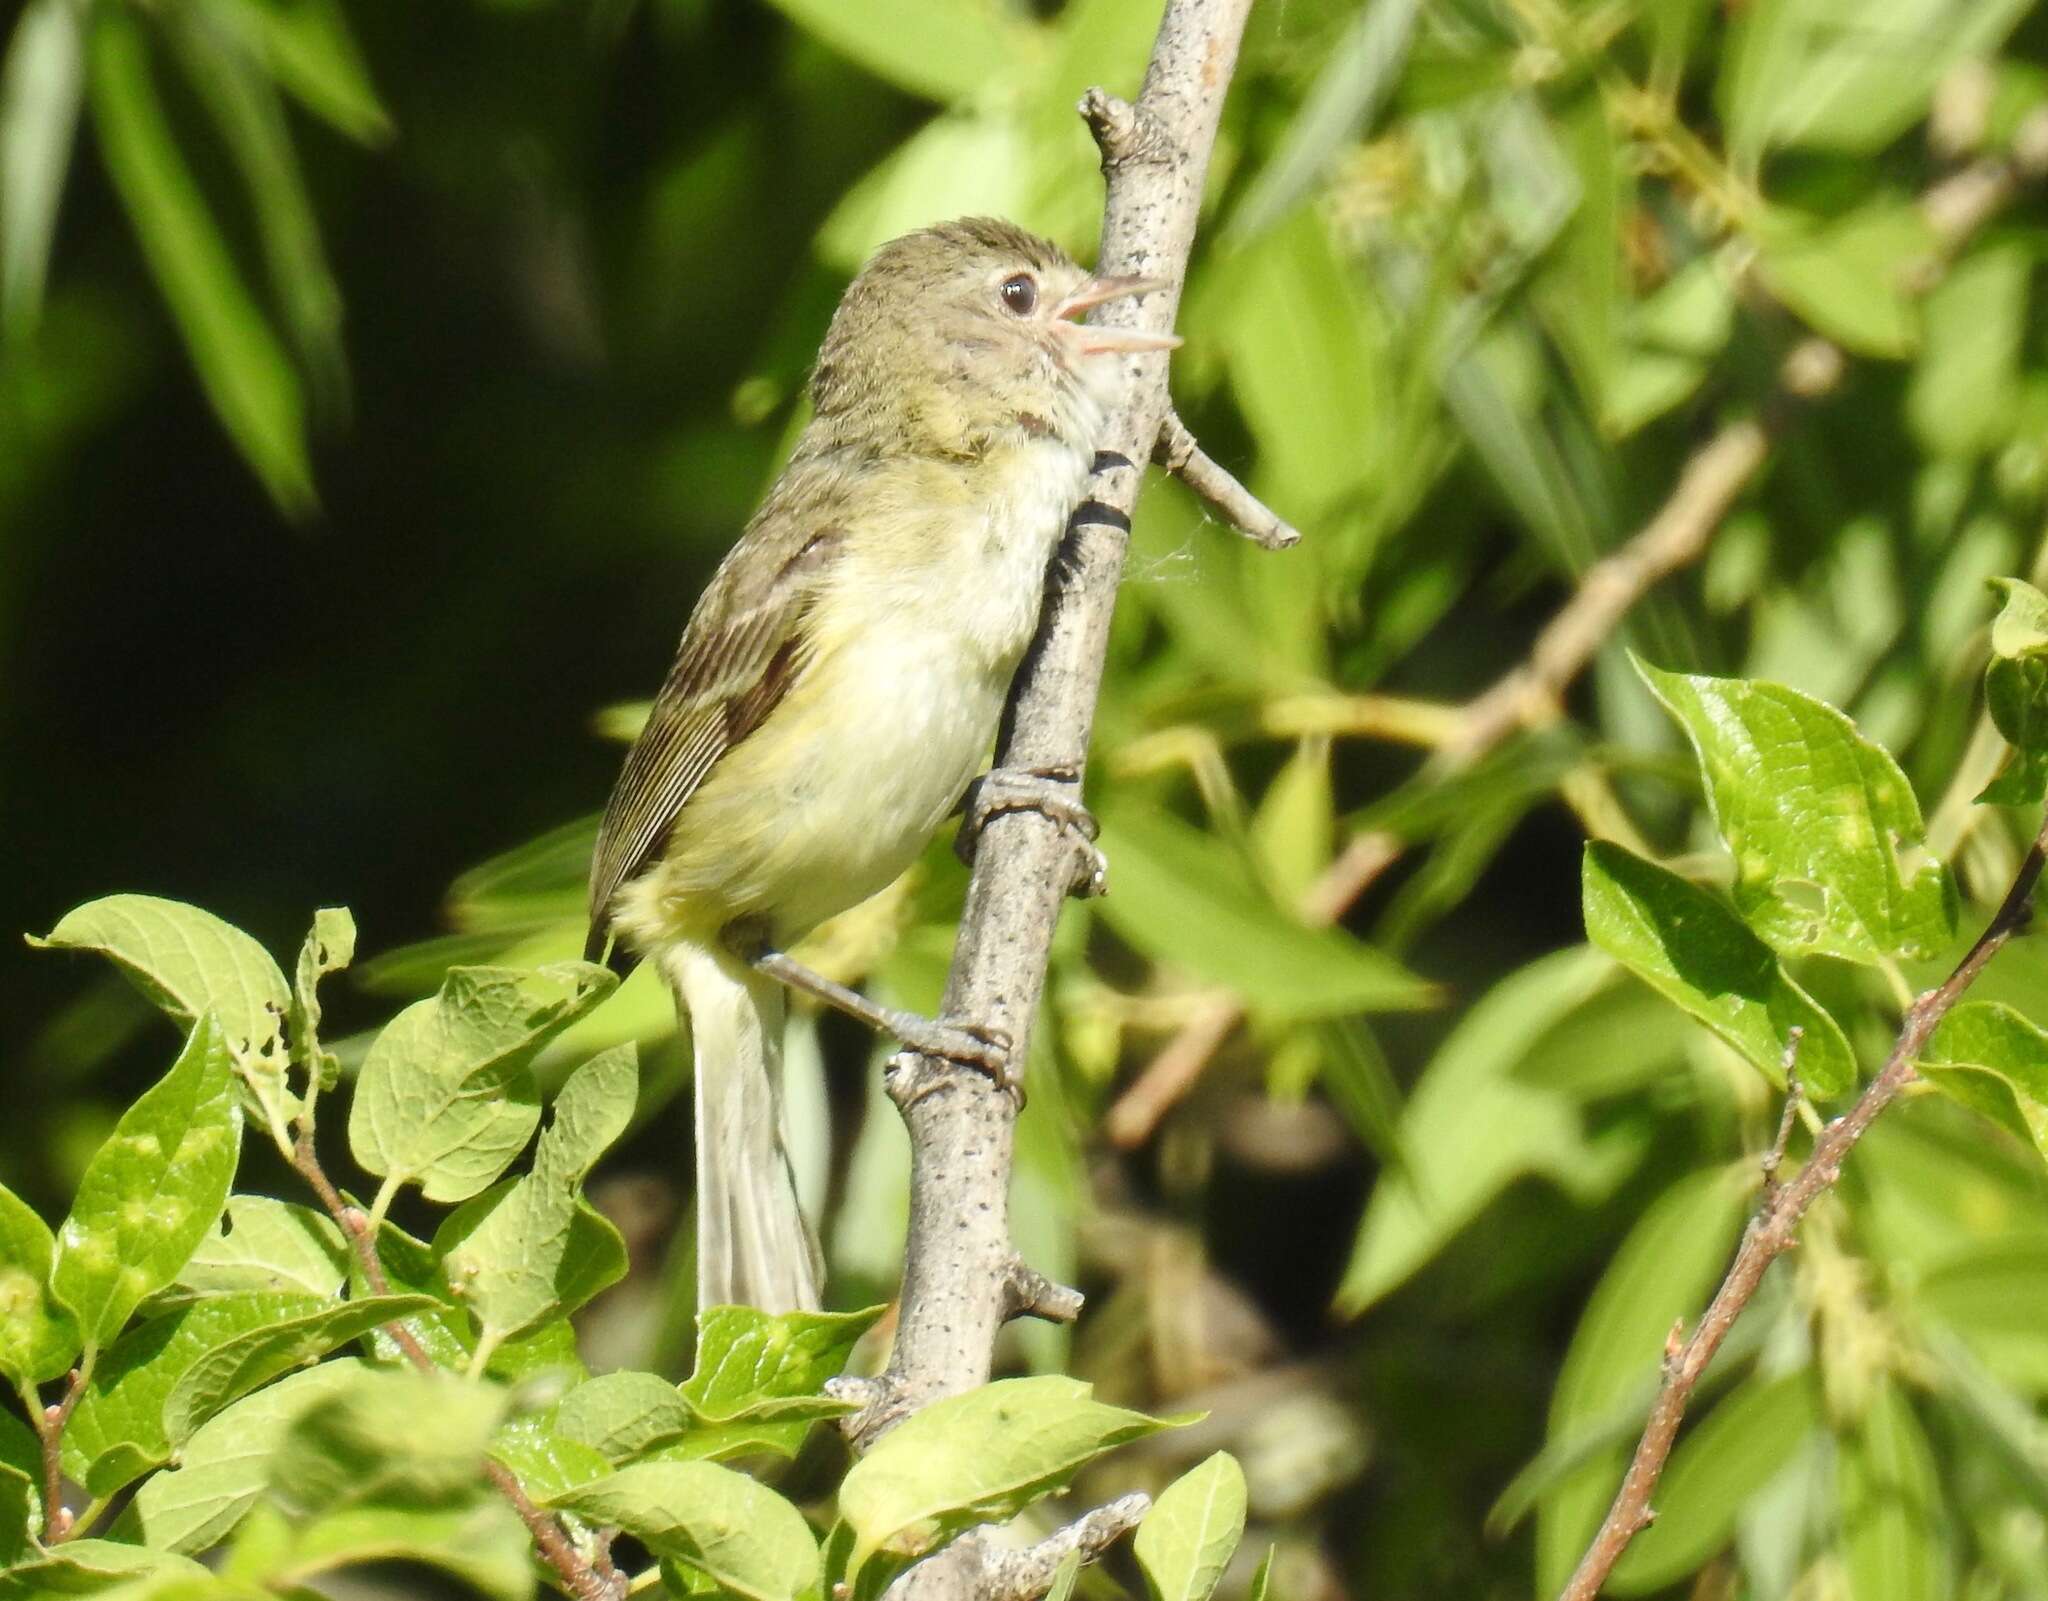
[{"x1": 1053, "y1": 274, "x2": 1183, "y2": 355}]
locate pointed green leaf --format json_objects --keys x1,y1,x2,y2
[
  {"x1": 1917, "y1": 1002, "x2": 2048, "y2": 1164},
  {"x1": 1583, "y1": 843, "x2": 1856, "y2": 1096},
  {"x1": 1095, "y1": 801, "x2": 1438, "y2": 1019},
  {"x1": 65, "y1": 1292, "x2": 322, "y2": 1496},
  {"x1": 125, "y1": 1359, "x2": 365, "y2": 1555},
  {"x1": 1134, "y1": 1452, "x2": 1247, "y2": 1601},
  {"x1": 348, "y1": 961, "x2": 615, "y2": 1202},
  {"x1": 554, "y1": 1371, "x2": 693, "y2": 1461},
  {"x1": 1636, "y1": 661, "x2": 1956, "y2": 964},
  {"x1": 1977, "y1": 578, "x2": 2048, "y2": 806},
  {"x1": 0, "y1": 1408, "x2": 40, "y2": 1558},
  {"x1": 681, "y1": 1303, "x2": 885, "y2": 1424},
  {"x1": 29, "y1": 895, "x2": 290, "y2": 1069},
  {"x1": 162, "y1": 1293, "x2": 439, "y2": 1446},
  {"x1": 209, "y1": 0, "x2": 391, "y2": 145},
  {"x1": 1839, "y1": 1379, "x2": 1948, "y2": 1601},
  {"x1": 840, "y1": 1376, "x2": 1171, "y2": 1578},
  {"x1": 547, "y1": 1460, "x2": 821, "y2": 1601},
  {"x1": 176, "y1": 1197, "x2": 348, "y2": 1301},
  {"x1": 0, "y1": 1179, "x2": 79, "y2": 1386},
  {"x1": 440, "y1": 1043, "x2": 636, "y2": 1341},
  {"x1": 1609, "y1": 1371, "x2": 1823, "y2": 1592},
  {"x1": 52, "y1": 1016, "x2": 242, "y2": 1350},
  {"x1": 0, "y1": 0, "x2": 84, "y2": 332},
  {"x1": 487, "y1": 1414, "x2": 612, "y2": 1502},
  {"x1": 86, "y1": 7, "x2": 313, "y2": 513},
  {"x1": 1754, "y1": 204, "x2": 1933, "y2": 359}
]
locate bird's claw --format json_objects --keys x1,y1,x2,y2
[
  {"x1": 888, "y1": 1019, "x2": 1025, "y2": 1106},
  {"x1": 957, "y1": 766, "x2": 1107, "y2": 899}
]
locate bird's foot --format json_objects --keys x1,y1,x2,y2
[{"x1": 956, "y1": 765, "x2": 1107, "y2": 899}]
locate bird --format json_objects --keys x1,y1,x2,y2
[{"x1": 584, "y1": 217, "x2": 1178, "y2": 1312}]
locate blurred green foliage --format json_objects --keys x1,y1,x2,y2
[{"x1": 7, "y1": 0, "x2": 2048, "y2": 1596}]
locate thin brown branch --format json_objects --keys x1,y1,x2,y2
[
  {"x1": 30, "y1": 1363, "x2": 89, "y2": 1542},
  {"x1": 1155, "y1": 410, "x2": 1300, "y2": 549},
  {"x1": 289, "y1": 1130, "x2": 621, "y2": 1600},
  {"x1": 1558, "y1": 815, "x2": 2048, "y2": 1601}
]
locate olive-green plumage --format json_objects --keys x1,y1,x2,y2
[{"x1": 585, "y1": 218, "x2": 1175, "y2": 1311}]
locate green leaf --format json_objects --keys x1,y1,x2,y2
[
  {"x1": 52, "y1": 1015, "x2": 242, "y2": 1351},
  {"x1": 162, "y1": 1293, "x2": 439, "y2": 1446},
  {"x1": 0, "y1": 1178, "x2": 80, "y2": 1386},
  {"x1": 0, "y1": 1409, "x2": 41, "y2": 1558},
  {"x1": 175, "y1": 1197, "x2": 348, "y2": 1301},
  {"x1": 1094, "y1": 801, "x2": 1438, "y2": 1020},
  {"x1": 1636, "y1": 661, "x2": 1956, "y2": 964},
  {"x1": 85, "y1": 7, "x2": 313, "y2": 513},
  {"x1": 209, "y1": 0, "x2": 391, "y2": 145},
  {"x1": 1535, "y1": 1166, "x2": 1751, "y2": 1597},
  {"x1": 1754, "y1": 204, "x2": 1933, "y2": 360},
  {"x1": 348, "y1": 961, "x2": 616, "y2": 1203},
  {"x1": 754, "y1": 0, "x2": 1033, "y2": 103},
  {"x1": 548, "y1": 1461, "x2": 821, "y2": 1601},
  {"x1": 1839, "y1": 1379, "x2": 1949, "y2": 1601},
  {"x1": 681, "y1": 1303, "x2": 885, "y2": 1423},
  {"x1": 839, "y1": 1376, "x2": 1171, "y2": 1578},
  {"x1": 440, "y1": 1043, "x2": 637, "y2": 1342},
  {"x1": 1721, "y1": 0, "x2": 2033, "y2": 160},
  {"x1": 125, "y1": 1359, "x2": 365, "y2": 1555},
  {"x1": 1917, "y1": 1002, "x2": 2048, "y2": 1163},
  {"x1": 1582, "y1": 843, "x2": 1857, "y2": 1097},
  {"x1": 1338, "y1": 949, "x2": 1637, "y2": 1314},
  {"x1": 1608, "y1": 1371, "x2": 1823, "y2": 1593},
  {"x1": 1976, "y1": 577, "x2": 2048, "y2": 806},
  {"x1": 0, "y1": 1539, "x2": 212, "y2": 1598},
  {"x1": 65, "y1": 1293, "x2": 322, "y2": 1496},
  {"x1": 1245, "y1": 1546, "x2": 1274, "y2": 1601},
  {"x1": 486, "y1": 1414, "x2": 612, "y2": 1502},
  {"x1": 288, "y1": 908, "x2": 354, "y2": 1088},
  {"x1": 0, "y1": 0, "x2": 84, "y2": 332},
  {"x1": 1908, "y1": 245, "x2": 2028, "y2": 459},
  {"x1": 226, "y1": 1365, "x2": 530, "y2": 1598},
  {"x1": 554, "y1": 1371, "x2": 693, "y2": 1461},
  {"x1": 1134, "y1": 1452, "x2": 1247, "y2": 1601},
  {"x1": 29, "y1": 895, "x2": 290, "y2": 1071}
]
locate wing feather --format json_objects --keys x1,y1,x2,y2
[{"x1": 585, "y1": 527, "x2": 843, "y2": 960}]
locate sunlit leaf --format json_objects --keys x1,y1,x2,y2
[
  {"x1": 547, "y1": 1461, "x2": 821, "y2": 1601},
  {"x1": 1917, "y1": 1002, "x2": 2048, "y2": 1164},
  {"x1": 839, "y1": 1376, "x2": 1171, "y2": 1579},
  {"x1": 51, "y1": 1015, "x2": 242, "y2": 1351},
  {"x1": 0, "y1": 1179, "x2": 79, "y2": 1387},
  {"x1": 1134, "y1": 1452, "x2": 1247, "y2": 1601},
  {"x1": 756, "y1": 0, "x2": 1034, "y2": 103},
  {"x1": 1754, "y1": 204, "x2": 1933, "y2": 359},
  {"x1": 175, "y1": 1196, "x2": 348, "y2": 1300},
  {"x1": 1583, "y1": 842, "x2": 1857, "y2": 1097},
  {"x1": 1636, "y1": 661, "x2": 1956, "y2": 963},
  {"x1": 1976, "y1": 577, "x2": 2048, "y2": 806},
  {"x1": 348, "y1": 961, "x2": 615, "y2": 1203}
]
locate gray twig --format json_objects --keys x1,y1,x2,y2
[
  {"x1": 1156, "y1": 410, "x2": 1300, "y2": 549},
  {"x1": 885, "y1": 1496, "x2": 1154, "y2": 1601}
]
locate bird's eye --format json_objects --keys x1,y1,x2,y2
[{"x1": 999, "y1": 273, "x2": 1038, "y2": 315}]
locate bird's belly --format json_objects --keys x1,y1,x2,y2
[{"x1": 632, "y1": 627, "x2": 1010, "y2": 946}]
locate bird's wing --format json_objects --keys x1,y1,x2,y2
[{"x1": 584, "y1": 523, "x2": 844, "y2": 961}]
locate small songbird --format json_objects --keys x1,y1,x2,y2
[{"x1": 585, "y1": 218, "x2": 1177, "y2": 1312}]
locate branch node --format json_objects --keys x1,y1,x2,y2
[
  {"x1": 1154, "y1": 411, "x2": 1300, "y2": 549},
  {"x1": 1080, "y1": 89, "x2": 1178, "y2": 171},
  {"x1": 1004, "y1": 1257, "x2": 1085, "y2": 1325}
]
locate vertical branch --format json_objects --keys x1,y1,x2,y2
[{"x1": 854, "y1": 0, "x2": 1256, "y2": 1445}]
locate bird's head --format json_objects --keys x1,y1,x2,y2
[{"x1": 809, "y1": 217, "x2": 1178, "y2": 453}]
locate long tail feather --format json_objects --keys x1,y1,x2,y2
[{"x1": 664, "y1": 944, "x2": 823, "y2": 1313}]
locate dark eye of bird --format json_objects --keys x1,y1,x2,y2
[{"x1": 1000, "y1": 273, "x2": 1038, "y2": 315}]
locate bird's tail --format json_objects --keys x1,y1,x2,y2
[{"x1": 663, "y1": 943, "x2": 823, "y2": 1313}]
